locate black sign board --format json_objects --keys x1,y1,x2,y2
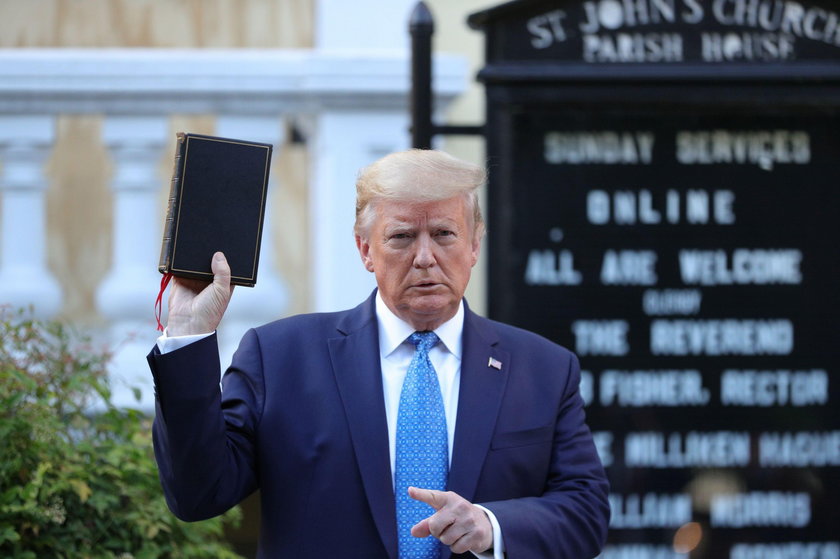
[{"x1": 469, "y1": 1, "x2": 840, "y2": 558}]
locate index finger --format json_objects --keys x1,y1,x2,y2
[{"x1": 408, "y1": 486, "x2": 449, "y2": 510}]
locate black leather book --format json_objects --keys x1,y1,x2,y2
[{"x1": 158, "y1": 132, "x2": 273, "y2": 287}]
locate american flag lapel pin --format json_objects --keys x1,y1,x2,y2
[{"x1": 488, "y1": 357, "x2": 502, "y2": 370}]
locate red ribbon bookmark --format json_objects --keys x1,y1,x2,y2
[{"x1": 155, "y1": 273, "x2": 173, "y2": 332}]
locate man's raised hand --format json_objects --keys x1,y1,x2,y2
[{"x1": 166, "y1": 251, "x2": 234, "y2": 336}]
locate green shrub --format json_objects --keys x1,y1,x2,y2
[{"x1": 0, "y1": 308, "x2": 245, "y2": 559}]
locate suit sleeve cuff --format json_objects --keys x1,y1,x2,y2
[
  {"x1": 471, "y1": 504, "x2": 505, "y2": 559},
  {"x1": 156, "y1": 329, "x2": 215, "y2": 354}
]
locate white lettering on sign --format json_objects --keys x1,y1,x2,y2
[
  {"x1": 587, "y1": 189, "x2": 735, "y2": 225},
  {"x1": 721, "y1": 369, "x2": 829, "y2": 406},
  {"x1": 601, "y1": 250, "x2": 658, "y2": 285},
  {"x1": 579, "y1": 0, "x2": 705, "y2": 33},
  {"x1": 525, "y1": 0, "x2": 840, "y2": 62},
  {"x1": 580, "y1": 370, "x2": 595, "y2": 406},
  {"x1": 650, "y1": 319, "x2": 793, "y2": 355},
  {"x1": 593, "y1": 431, "x2": 614, "y2": 467},
  {"x1": 759, "y1": 431, "x2": 840, "y2": 466},
  {"x1": 582, "y1": 32, "x2": 684, "y2": 62},
  {"x1": 599, "y1": 544, "x2": 689, "y2": 559},
  {"x1": 731, "y1": 542, "x2": 840, "y2": 559},
  {"x1": 712, "y1": 0, "x2": 840, "y2": 47},
  {"x1": 702, "y1": 31, "x2": 796, "y2": 61},
  {"x1": 642, "y1": 288, "x2": 702, "y2": 315},
  {"x1": 676, "y1": 130, "x2": 810, "y2": 170},
  {"x1": 684, "y1": 189, "x2": 734, "y2": 224},
  {"x1": 711, "y1": 492, "x2": 811, "y2": 528},
  {"x1": 679, "y1": 249, "x2": 803, "y2": 285},
  {"x1": 545, "y1": 131, "x2": 654, "y2": 164},
  {"x1": 600, "y1": 369, "x2": 710, "y2": 406},
  {"x1": 625, "y1": 431, "x2": 751, "y2": 467},
  {"x1": 609, "y1": 493, "x2": 693, "y2": 528},
  {"x1": 527, "y1": 9, "x2": 569, "y2": 49},
  {"x1": 572, "y1": 320, "x2": 629, "y2": 355},
  {"x1": 524, "y1": 249, "x2": 583, "y2": 285}
]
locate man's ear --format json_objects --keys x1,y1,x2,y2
[
  {"x1": 470, "y1": 230, "x2": 482, "y2": 267},
  {"x1": 355, "y1": 235, "x2": 375, "y2": 272}
]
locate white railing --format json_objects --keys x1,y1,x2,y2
[{"x1": 0, "y1": 48, "x2": 468, "y2": 408}]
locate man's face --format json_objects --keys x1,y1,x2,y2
[{"x1": 356, "y1": 196, "x2": 481, "y2": 331}]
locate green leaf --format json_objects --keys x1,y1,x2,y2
[
  {"x1": 0, "y1": 525, "x2": 20, "y2": 544},
  {"x1": 68, "y1": 479, "x2": 92, "y2": 503}
]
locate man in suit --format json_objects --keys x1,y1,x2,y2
[{"x1": 148, "y1": 149, "x2": 609, "y2": 558}]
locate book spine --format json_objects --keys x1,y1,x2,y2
[{"x1": 158, "y1": 132, "x2": 187, "y2": 274}]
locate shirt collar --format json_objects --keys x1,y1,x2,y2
[{"x1": 375, "y1": 291, "x2": 464, "y2": 359}]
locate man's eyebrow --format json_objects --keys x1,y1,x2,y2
[{"x1": 383, "y1": 220, "x2": 413, "y2": 230}]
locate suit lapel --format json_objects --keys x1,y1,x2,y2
[
  {"x1": 447, "y1": 308, "x2": 509, "y2": 505},
  {"x1": 328, "y1": 294, "x2": 398, "y2": 559}
]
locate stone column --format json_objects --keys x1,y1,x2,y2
[
  {"x1": 215, "y1": 115, "x2": 288, "y2": 366},
  {"x1": 96, "y1": 115, "x2": 168, "y2": 410},
  {"x1": 0, "y1": 115, "x2": 61, "y2": 318},
  {"x1": 309, "y1": 0, "x2": 419, "y2": 312},
  {"x1": 306, "y1": 110, "x2": 410, "y2": 313}
]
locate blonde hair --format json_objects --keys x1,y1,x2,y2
[{"x1": 354, "y1": 149, "x2": 486, "y2": 238}]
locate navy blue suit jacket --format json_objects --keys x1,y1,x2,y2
[{"x1": 148, "y1": 293, "x2": 609, "y2": 558}]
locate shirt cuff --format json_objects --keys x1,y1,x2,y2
[
  {"x1": 471, "y1": 504, "x2": 505, "y2": 559},
  {"x1": 156, "y1": 328, "x2": 214, "y2": 354}
]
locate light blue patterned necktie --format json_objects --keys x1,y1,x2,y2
[{"x1": 395, "y1": 331, "x2": 448, "y2": 559}]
